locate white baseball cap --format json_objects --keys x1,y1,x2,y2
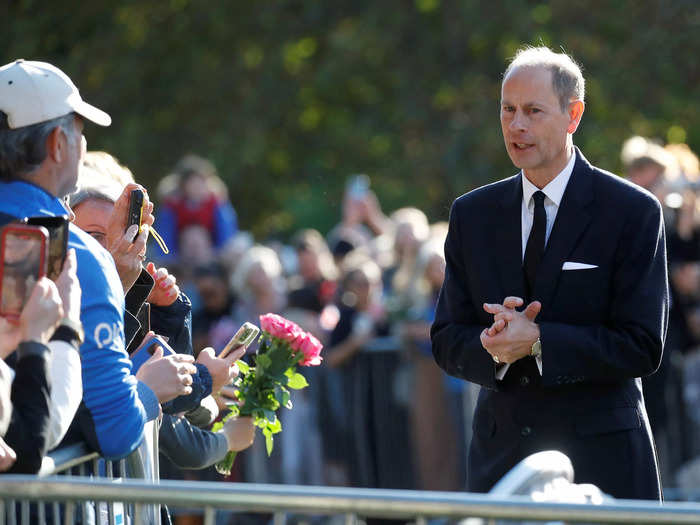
[{"x1": 0, "y1": 59, "x2": 111, "y2": 129}]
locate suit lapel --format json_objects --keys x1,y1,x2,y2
[
  {"x1": 495, "y1": 174, "x2": 527, "y2": 300},
  {"x1": 533, "y1": 149, "x2": 595, "y2": 311}
]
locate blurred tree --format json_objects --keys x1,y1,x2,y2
[{"x1": 1, "y1": 0, "x2": 698, "y2": 236}]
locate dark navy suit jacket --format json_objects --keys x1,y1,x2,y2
[{"x1": 431, "y1": 148, "x2": 669, "y2": 500}]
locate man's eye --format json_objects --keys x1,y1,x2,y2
[
  {"x1": 503, "y1": 106, "x2": 515, "y2": 112},
  {"x1": 530, "y1": 108, "x2": 541, "y2": 114}
]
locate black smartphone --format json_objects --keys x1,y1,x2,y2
[
  {"x1": 126, "y1": 302, "x2": 151, "y2": 355},
  {"x1": 127, "y1": 189, "x2": 145, "y2": 242},
  {"x1": 26, "y1": 215, "x2": 69, "y2": 281}
]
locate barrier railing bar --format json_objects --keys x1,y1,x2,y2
[
  {"x1": 3, "y1": 478, "x2": 700, "y2": 524},
  {"x1": 204, "y1": 506, "x2": 215, "y2": 525},
  {"x1": 134, "y1": 502, "x2": 144, "y2": 525},
  {"x1": 273, "y1": 511, "x2": 286, "y2": 525},
  {"x1": 39, "y1": 443, "x2": 99, "y2": 477},
  {"x1": 21, "y1": 500, "x2": 29, "y2": 525},
  {"x1": 64, "y1": 501, "x2": 74, "y2": 525}
]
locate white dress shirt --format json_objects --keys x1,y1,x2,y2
[{"x1": 496, "y1": 151, "x2": 576, "y2": 380}]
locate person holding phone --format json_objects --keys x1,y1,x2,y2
[
  {"x1": 0, "y1": 59, "x2": 171, "y2": 460},
  {"x1": 0, "y1": 245, "x2": 83, "y2": 472},
  {"x1": 70, "y1": 152, "x2": 244, "y2": 405},
  {"x1": 69, "y1": 150, "x2": 255, "y2": 477}
]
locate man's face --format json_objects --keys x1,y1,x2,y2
[
  {"x1": 57, "y1": 116, "x2": 85, "y2": 197},
  {"x1": 500, "y1": 66, "x2": 576, "y2": 180}
]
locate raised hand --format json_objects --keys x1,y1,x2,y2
[
  {"x1": 135, "y1": 343, "x2": 197, "y2": 403},
  {"x1": 145, "y1": 262, "x2": 179, "y2": 307},
  {"x1": 105, "y1": 183, "x2": 155, "y2": 246},
  {"x1": 196, "y1": 346, "x2": 246, "y2": 395},
  {"x1": 0, "y1": 277, "x2": 64, "y2": 357},
  {"x1": 105, "y1": 183, "x2": 155, "y2": 292},
  {"x1": 19, "y1": 277, "x2": 64, "y2": 346}
]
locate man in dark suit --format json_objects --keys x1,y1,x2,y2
[{"x1": 431, "y1": 46, "x2": 668, "y2": 500}]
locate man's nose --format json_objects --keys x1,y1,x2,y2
[{"x1": 509, "y1": 109, "x2": 527, "y2": 131}]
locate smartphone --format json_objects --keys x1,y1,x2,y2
[
  {"x1": 26, "y1": 215, "x2": 69, "y2": 281},
  {"x1": 127, "y1": 189, "x2": 145, "y2": 242},
  {"x1": 126, "y1": 303, "x2": 151, "y2": 355},
  {"x1": 0, "y1": 224, "x2": 49, "y2": 320},
  {"x1": 129, "y1": 333, "x2": 175, "y2": 372},
  {"x1": 219, "y1": 322, "x2": 260, "y2": 358}
]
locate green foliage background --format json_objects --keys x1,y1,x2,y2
[{"x1": 2, "y1": 1, "x2": 699, "y2": 237}]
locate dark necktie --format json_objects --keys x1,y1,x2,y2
[{"x1": 524, "y1": 191, "x2": 547, "y2": 299}]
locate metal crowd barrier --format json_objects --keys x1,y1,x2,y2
[
  {"x1": 1, "y1": 421, "x2": 161, "y2": 525},
  {"x1": 3, "y1": 478, "x2": 700, "y2": 525}
]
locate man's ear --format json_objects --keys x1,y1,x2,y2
[
  {"x1": 45, "y1": 126, "x2": 64, "y2": 163},
  {"x1": 567, "y1": 100, "x2": 585, "y2": 134}
]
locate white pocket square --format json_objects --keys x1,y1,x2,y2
[{"x1": 562, "y1": 261, "x2": 598, "y2": 270}]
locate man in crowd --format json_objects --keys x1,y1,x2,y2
[
  {"x1": 431, "y1": 46, "x2": 668, "y2": 499},
  {"x1": 0, "y1": 59, "x2": 193, "y2": 459}
]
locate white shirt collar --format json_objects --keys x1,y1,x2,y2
[{"x1": 522, "y1": 150, "x2": 576, "y2": 208}]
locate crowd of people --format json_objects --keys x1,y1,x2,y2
[{"x1": 1, "y1": 52, "x2": 700, "y2": 519}]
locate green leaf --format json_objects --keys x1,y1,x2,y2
[
  {"x1": 256, "y1": 354, "x2": 271, "y2": 369},
  {"x1": 236, "y1": 359, "x2": 250, "y2": 374},
  {"x1": 268, "y1": 417, "x2": 282, "y2": 434},
  {"x1": 273, "y1": 386, "x2": 291, "y2": 408},
  {"x1": 265, "y1": 431, "x2": 274, "y2": 456},
  {"x1": 263, "y1": 409, "x2": 277, "y2": 422},
  {"x1": 287, "y1": 372, "x2": 309, "y2": 390}
]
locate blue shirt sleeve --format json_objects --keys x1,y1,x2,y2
[{"x1": 71, "y1": 226, "x2": 147, "y2": 459}]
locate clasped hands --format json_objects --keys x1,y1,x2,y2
[{"x1": 480, "y1": 296, "x2": 541, "y2": 365}]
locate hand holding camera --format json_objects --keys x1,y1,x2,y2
[{"x1": 105, "y1": 184, "x2": 155, "y2": 292}]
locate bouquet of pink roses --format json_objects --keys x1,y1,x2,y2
[{"x1": 212, "y1": 313, "x2": 323, "y2": 475}]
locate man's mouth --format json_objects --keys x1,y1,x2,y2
[{"x1": 512, "y1": 142, "x2": 534, "y2": 150}]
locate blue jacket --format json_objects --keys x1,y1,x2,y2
[{"x1": 0, "y1": 180, "x2": 153, "y2": 459}]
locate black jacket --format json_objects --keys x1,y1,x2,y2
[
  {"x1": 432, "y1": 149, "x2": 669, "y2": 499},
  {"x1": 4, "y1": 342, "x2": 52, "y2": 473}
]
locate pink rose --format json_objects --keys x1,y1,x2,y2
[
  {"x1": 259, "y1": 313, "x2": 303, "y2": 344},
  {"x1": 296, "y1": 332, "x2": 323, "y2": 366}
]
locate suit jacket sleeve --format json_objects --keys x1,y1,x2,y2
[
  {"x1": 431, "y1": 200, "x2": 499, "y2": 389},
  {"x1": 539, "y1": 196, "x2": 669, "y2": 386}
]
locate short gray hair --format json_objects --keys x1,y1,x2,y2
[
  {"x1": 0, "y1": 111, "x2": 79, "y2": 181},
  {"x1": 503, "y1": 46, "x2": 585, "y2": 112}
]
